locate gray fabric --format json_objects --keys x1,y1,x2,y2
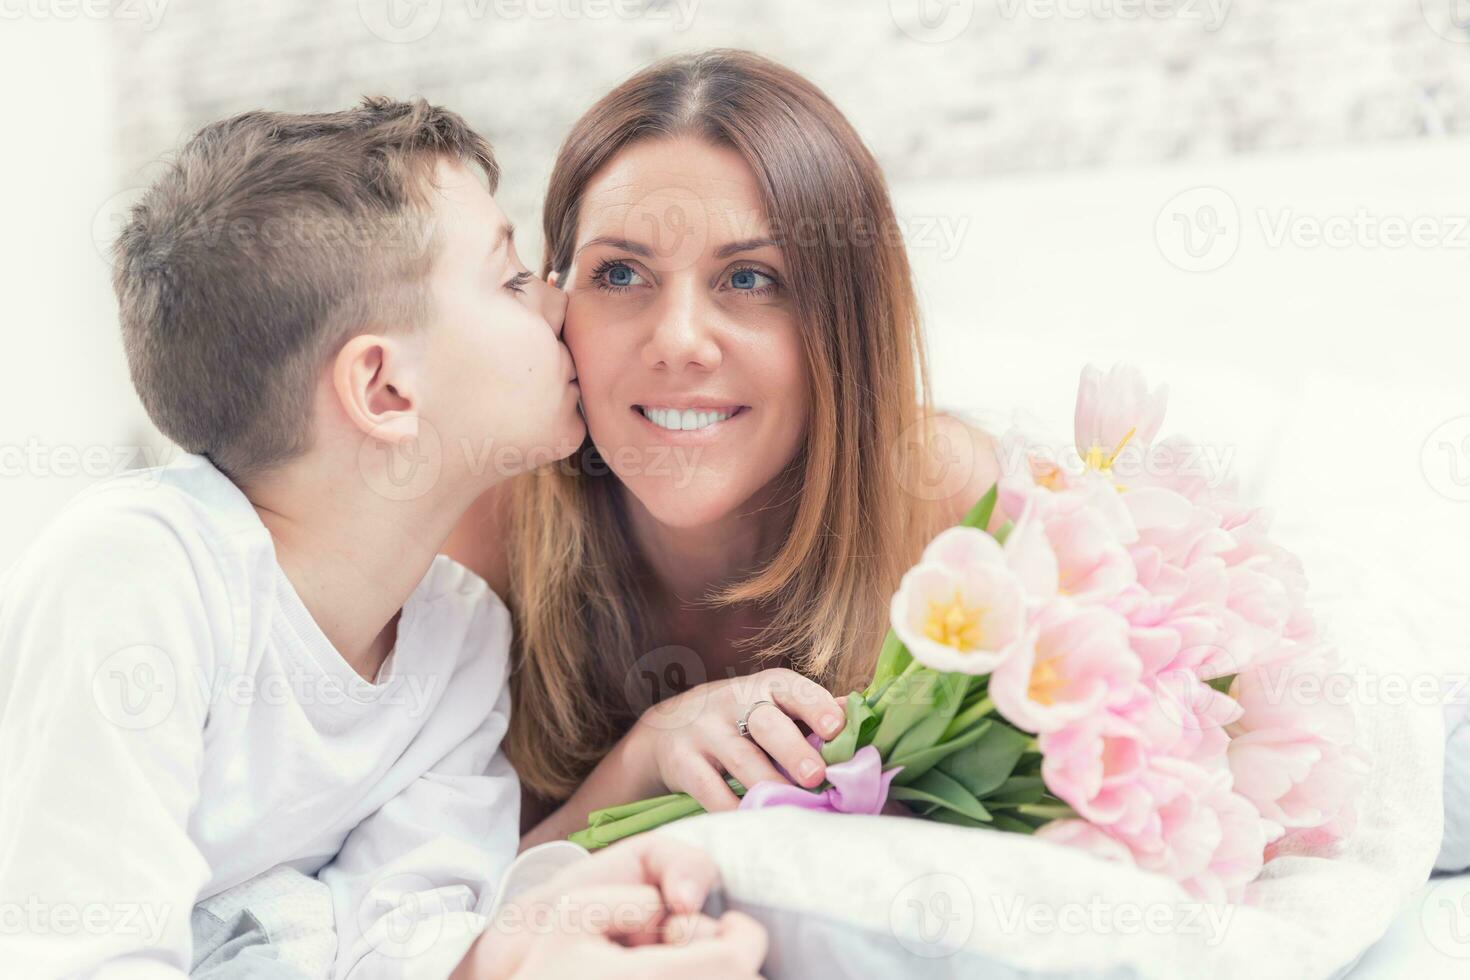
[
  {"x1": 190, "y1": 866, "x2": 335, "y2": 979},
  {"x1": 703, "y1": 888, "x2": 1142, "y2": 980}
]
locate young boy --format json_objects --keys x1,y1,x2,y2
[{"x1": 0, "y1": 99, "x2": 764, "y2": 978}]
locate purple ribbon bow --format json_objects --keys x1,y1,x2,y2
[{"x1": 738, "y1": 744, "x2": 902, "y2": 815}]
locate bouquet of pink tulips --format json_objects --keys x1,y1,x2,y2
[{"x1": 572, "y1": 364, "x2": 1369, "y2": 904}]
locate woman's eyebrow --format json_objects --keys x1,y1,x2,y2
[
  {"x1": 713, "y1": 237, "x2": 778, "y2": 259},
  {"x1": 576, "y1": 235, "x2": 652, "y2": 258}
]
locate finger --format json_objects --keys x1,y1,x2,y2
[
  {"x1": 625, "y1": 910, "x2": 768, "y2": 977},
  {"x1": 763, "y1": 668, "x2": 846, "y2": 740},
  {"x1": 662, "y1": 910, "x2": 722, "y2": 946},
  {"x1": 672, "y1": 753, "x2": 741, "y2": 814},
  {"x1": 714, "y1": 737, "x2": 789, "y2": 795},
  {"x1": 552, "y1": 836, "x2": 719, "y2": 918},
  {"x1": 513, "y1": 883, "x2": 663, "y2": 941},
  {"x1": 745, "y1": 700, "x2": 828, "y2": 789}
]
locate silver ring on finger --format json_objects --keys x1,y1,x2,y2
[{"x1": 736, "y1": 699, "x2": 776, "y2": 740}]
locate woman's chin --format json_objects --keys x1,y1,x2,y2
[{"x1": 619, "y1": 473, "x2": 751, "y2": 531}]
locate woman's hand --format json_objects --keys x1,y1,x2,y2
[{"x1": 630, "y1": 668, "x2": 847, "y2": 812}]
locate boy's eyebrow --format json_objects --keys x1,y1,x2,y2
[{"x1": 488, "y1": 221, "x2": 516, "y2": 260}]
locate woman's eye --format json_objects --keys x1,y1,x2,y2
[
  {"x1": 504, "y1": 271, "x2": 533, "y2": 295},
  {"x1": 592, "y1": 260, "x2": 646, "y2": 291},
  {"x1": 725, "y1": 267, "x2": 778, "y2": 294}
]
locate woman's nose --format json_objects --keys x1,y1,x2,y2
[{"x1": 642, "y1": 285, "x2": 721, "y2": 373}]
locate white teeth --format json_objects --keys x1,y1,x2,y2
[{"x1": 640, "y1": 406, "x2": 734, "y2": 432}]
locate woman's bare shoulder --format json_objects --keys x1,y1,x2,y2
[
  {"x1": 442, "y1": 480, "x2": 515, "y2": 597},
  {"x1": 928, "y1": 413, "x2": 1002, "y2": 526}
]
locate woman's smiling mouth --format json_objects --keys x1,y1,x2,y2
[{"x1": 635, "y1": 404, "x2": 748, "y2": 433}]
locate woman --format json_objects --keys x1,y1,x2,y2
[{"x1": 446, "y1": 49, "x2": 995, "y2": 843}]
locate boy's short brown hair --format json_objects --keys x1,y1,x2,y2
[{"x1": 113, "y1": 97, "x2": 498, "y2": 481}]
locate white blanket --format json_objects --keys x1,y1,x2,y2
[
  {"x1": 658, "y1": 565, "x2": 1446, "y2": 979},
  {"x1": 1440, "y1": 699, "x2": 1470, "y2": 873}
]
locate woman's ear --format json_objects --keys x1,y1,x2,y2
[{"x1": 331, "y1": 333, "x2": 424, "y2": 445}]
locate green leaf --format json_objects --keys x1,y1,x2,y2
[
  {"x1": 890, "y1": 719, "x2": 992, "y2": 786},
  {"x1": 571, "y1": 777, "x2": 745, "y2": 850},
  {"x1": 889, "y1": 672, "x2": 970, "y2": 761},
  {"x1": 890, "y1": 769, "x2": 991, "y2": 822},
  {"x1": 570, "y1": 794, "x2": 706, "y2": 850},
  {"x1": 869, "y1": 669, "x2": 938, "y2": 756},
  {"x1": 980, "y1": 776, "x2": 1046, "y2": 807},
  {"x1": 1206, "y1": 673, "x2": 1237, "y2": 695},
  {"x1": 821, "y1": 692, "x2": 879, "y2": 765},
  {"x1": 863, "y1": 630, "x2": 912, "y2": 702},
  {"x1": 988, "y1": 812, "x2": 1037, "y2": 835},
  {"x1": 588, "y1": 791, "x2": 689, "y2": 825},
  {"x1": 992, "y1": 520, "x2": 1014, "y2": 545},
  {"x1": 960, "y1": 483, "x2": 999, "y2": 531},
  {"x1": 937, "y1": 720, "x2": 1031, "y2": 798},
  {"x1": 1015, "y1": 803, "x2": 1076, "y2": 823}
]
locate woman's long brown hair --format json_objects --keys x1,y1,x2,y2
[{"x1": 505, "y1": 49, "x2": 942, "y2": 802}]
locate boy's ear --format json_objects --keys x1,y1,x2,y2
[{"x1": 331, "y1": 334, "x2": 423, "y2": 444}]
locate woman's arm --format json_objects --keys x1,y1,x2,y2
[
  {"x1": 520, "y1": 719, "x2": 662, "y2": 850},
  {"x1": 520, "y1": 668, "x2": 848, "y2": 851}
]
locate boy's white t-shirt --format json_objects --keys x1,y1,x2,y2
[{"x1": 0, "y1": 454, "x2": 521, "y2": 978}]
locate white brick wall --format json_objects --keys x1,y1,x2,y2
[{"x1": 109, "y1": 0, "x2": 1470, "y2": 229}]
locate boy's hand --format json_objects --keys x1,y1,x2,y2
[{"x1": 452, "y1": 836, "x2": 767, "y2": 979}]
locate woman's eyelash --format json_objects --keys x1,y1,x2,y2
[
  {"x1": 587, "y1": 259, "x2": 781, "y2": 297},
  {"x1": 725, "y1": 265, "x2": 780, "y2": 295},
  {"x1": 504, "y1": 271, "x2": 533, "y2": 295},
  {"x1": 589, "y1": 258, "x2": 640, "y2": 292}
]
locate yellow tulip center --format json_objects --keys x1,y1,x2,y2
[
  {"x1": 1032, "y1": 459, "x2": 1067, "y2": 491},
  {"x1": 1028, "y1": 659, "x2": 1064, "y2": 705},
  {"x1": 1083, "y1": 425, "x2": 1138, "y2": 474},
  {"x1": 923, "y1": 590, "x2": 984, "y2": 652}
]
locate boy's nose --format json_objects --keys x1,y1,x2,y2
[{"x1": 539, "y1": 275, "x2": 568, "y2": 338}]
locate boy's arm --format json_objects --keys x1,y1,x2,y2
[
  {"x1": 0, "y1": 505, "x2": 221, "y2": 977},
  {"x1": 317, "y1": 681, "x2": 521, "y2": 980}
]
